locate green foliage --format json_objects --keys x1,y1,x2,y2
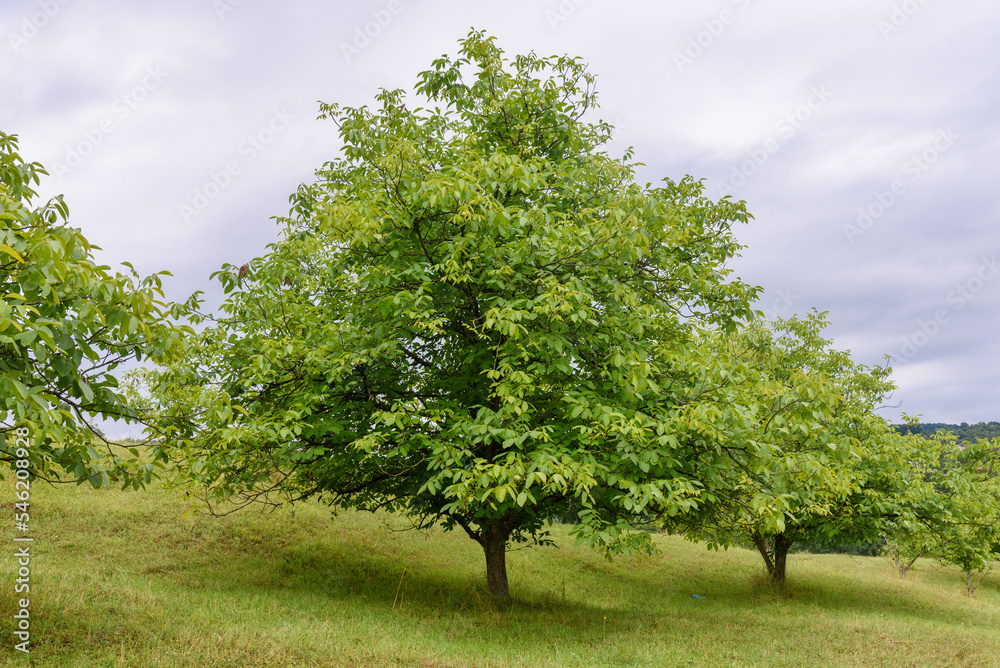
[
  {"x1": 883, "y1": 426, "x2": 1000, "y2": 592},
  {"x1": 0, "y1": 131, "x2": 189, "y2": 486},
  {"x1": 663, "y1": 312, "x2": 903, "y2": 586},
  {"x1": 893, "y1": 421, "x2": 1000, "y2": 443},
  {"x1": 136, "y1": 31, "x2": 761, "y2": 597},
  {"x1": 880, "y1": 527, "x2": 933, "y2": 578}
]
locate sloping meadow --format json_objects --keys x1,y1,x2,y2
[{"x1": 2, "y1": 474, "x2": 998, "y2": 667}]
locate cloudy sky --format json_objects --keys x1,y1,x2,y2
[{"x1": 2, "y1": 0, "x2": 998, "y2": 425}]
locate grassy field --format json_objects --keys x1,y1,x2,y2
[{"x1": 2, "y1": 475, "x2": 998, "y2": 667}]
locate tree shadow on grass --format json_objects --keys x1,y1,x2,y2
[
  {"x1": 119, "y1": 503, "x2": 999, "y2": 642},
  {"x1": 736, "y1": 558, "x2": 1000, "y2": 628},
  {"x1": 135, "y1": 519, "x2": 710, "y2": 645}
]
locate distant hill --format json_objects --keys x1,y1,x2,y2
[{"x1": 892, "y1": 421, "x2": 1000, "y2": 442}]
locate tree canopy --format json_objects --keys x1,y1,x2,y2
[
  {"x1": 661, "y1": 312, "x2": 906, "y2": 587},
  {"x1": 881, "y1": 426, "x2": 1000, "y2": 592},
  {"x1": 0, "y1": 131, "x2": 188, "y2": 487},
  {"x1": 659, "y1": 315, "x2": 1000, "y2": 588},
  {"x1": 138, "y1": 31, "x2": 763, "y2": 599}
]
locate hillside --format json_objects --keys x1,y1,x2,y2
[
  {"x1": 892, "y1": 421, "x2": 1000, "y2": 443},
  {"x1": 2, "y1": 476, "x2": 998, "y2": 667}
]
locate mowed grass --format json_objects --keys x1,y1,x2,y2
[{"x1": 2, "y1": 475, "x2": 998, "y2": 667}]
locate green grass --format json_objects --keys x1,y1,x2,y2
[{"x1": 2, "y1": 476, "x2": 998, "y2": 667}]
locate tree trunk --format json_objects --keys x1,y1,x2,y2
[
  {"x1": 480, "y1": 521, "x2": 513, "y2": 601},
  {"x1": 771, "y1": 535, "x2": 791, "y2": 589},
  {"x1": 882, "y1": 534, "x2": 922, "y2": 578},
  {"x1": 752, "y1": 533, "x2": 793, "y2": 589}
]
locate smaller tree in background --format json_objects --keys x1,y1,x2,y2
[
  {"x1": 880, "y1": 527, "x2": 933, "y2": 578},
  {"x1": 662, "y1": 312, "x2": 903, "y2": 589},
  {"x1": 0, "y1": 131, "x2": 189, "y2": 486},
  {"x1": 882, "y1": 426, "x2": 1000, "y2": 593}
]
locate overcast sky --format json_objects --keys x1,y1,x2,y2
[{"x1": 3, "y1": 0, "x2": 998, "y2": 425}]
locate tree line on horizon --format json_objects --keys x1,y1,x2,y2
[{"x1": 894, "y1": 421, "x2": 1000, "y2": 443}]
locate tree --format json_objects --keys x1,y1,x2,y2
[
  {"x1": 881, "y1": 526, "x2": 933, "y2": 578},
  {"x1": 884, "y1": 428, "x2": 1000, "y2": 593},
  {"x1": 667, "y1": 320, "x2": 1000, "y2": 591},
  {"x1": 879, "y1": 427, "x2": 956, "y2": 579},
  {"x1": 0, "y1": 131, "x2": 188, "y2": 486},
  {"x1": 663, "y1": 313, "x2": 904, "y2": 588},
  {"x1": 928, "y1": 435, "x2": 999, "y2": 595},
  {"x1": 138, "y1": 31, "x2": 760, "y2": 599}
]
